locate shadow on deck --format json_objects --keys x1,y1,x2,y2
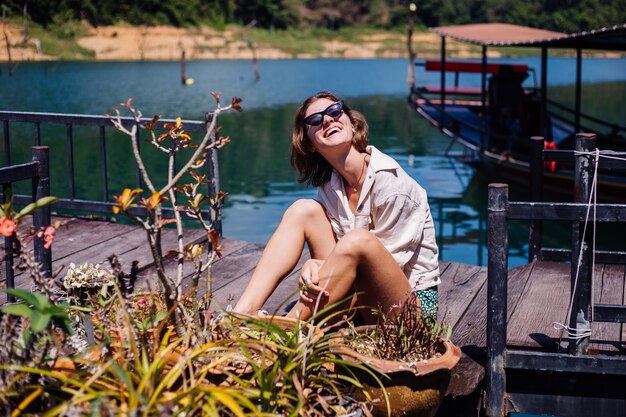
[{"x1": 3, "y1": 216, "x2": 625, "y2": 416}]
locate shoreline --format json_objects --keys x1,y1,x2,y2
[{"x1": 1, "y1": 23, "x2": 623, "y2": 63}]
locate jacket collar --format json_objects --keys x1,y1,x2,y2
[
  {"x1": 328, "y1": 145, "x2": 400, "y2": 211},
  {"x1": 366, "y1": 145, "x2": 401, "y2": 172}
]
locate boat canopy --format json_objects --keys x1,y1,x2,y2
[{"x1": 431, "y1": 23, "x2": 626, "y2": 51}]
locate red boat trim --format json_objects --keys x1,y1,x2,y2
[{"x1": 424, "y1": 60, "x2": 528, "y2": 75}]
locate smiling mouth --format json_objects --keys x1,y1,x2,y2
[{"x1": 324, "y1": 126, "x2": 341, "y2": 137}]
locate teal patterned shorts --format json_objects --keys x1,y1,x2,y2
[{"x1": 415, "y1": 286, "x2": 438, "y2": 319}]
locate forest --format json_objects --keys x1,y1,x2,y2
[{"x1": 2, "y1": 0, "x2": 625, "y2": 34}]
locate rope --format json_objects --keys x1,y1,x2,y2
[{"x1": 551, "y1": 148, "x2": 626, "y2": 343}]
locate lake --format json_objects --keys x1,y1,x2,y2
[{"x1": 2, "y1": 57, "x2": 625, "y2": 267}]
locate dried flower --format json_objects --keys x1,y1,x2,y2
[{"x1": 63, "y1": 263, "x2": 115, "y2": 290}]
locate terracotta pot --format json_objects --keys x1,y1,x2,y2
[
  {"x1": 333, "y1": 325, "x2": 461, "y2": 417},
  {"x1": 205, "y1": 314, "x2": 325, "y2": 384}
]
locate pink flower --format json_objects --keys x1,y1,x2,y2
[
  {"x1": 0, "y1": 217, "x2": 16, "y2": 237},
  {"x1": 43, "y1": 226, "x2": 56, "y2": 249},
  {"x1": 36, "y1": 225, "x2": 56, "y2": 249}
]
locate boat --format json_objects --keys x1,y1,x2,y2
[{"x1": 408, "y1": 23, "x2": 626, "y2": 201}]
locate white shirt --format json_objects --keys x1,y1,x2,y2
[{"x1": 316, "y1": 145, "x2": 440, "y2": 291}]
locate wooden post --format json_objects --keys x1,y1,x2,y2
[
  {"x1": 540, "y1": 47, "x2": 548, "y2": 138},
  {"x1": 487, "y1": 183, "x2": 509, "y2": 417},
  {"x1": 575, "y1": 48, "x2": 582, "y2": 133},
  {"x1": 569, "y1": 133, "x2": 595, "y2": 355},
  {"x1": 440, "y1": 36, "x2": 446, "y2": 131},
  {"x1": 481, "y1": 46, "x2": 487, "y2": 153},
  {"x1": 528, "y1": 136, "x2": 544, "y2": 262},
  {"x1": 32, "y1": 146, "x2": 51, "y2": 277}
]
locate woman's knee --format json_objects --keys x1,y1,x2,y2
[
  {"x1": 283, "y1": 199, "x2": 327, "y2": 224},
  {"x1": 335, "y1": 229, "x2": 379, "y2": 256}
]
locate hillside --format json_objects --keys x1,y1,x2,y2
[{"x1": 0, "y1": 22, "x2": 449, "y2": 61}]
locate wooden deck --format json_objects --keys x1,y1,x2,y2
[{"x1": 2, "y1": 216, "x2": 625, "y2": 408}]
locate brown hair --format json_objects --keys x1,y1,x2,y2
[{"x1": 290, "y1": 91, "x2": 369, "y2": 187}]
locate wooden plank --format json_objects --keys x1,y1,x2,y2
[
  {"x1": 134, "y1": 236, "x2": 251, "y2": 292},
  {"x1": 211, "y1": 247, "x2": 311, "y2": 314},
  {"x1": 114, "y1": 227, "x2": 208, "y2": 271},
  {"x1": 452, "y1": 261, "x2": 535, "y2": 349},
  {"x1": 438, "y1": 261, "x2": 487, "y2": 331},
  {"x1": 589, "y1": 264, "x2": 624, "y2": 354},
  {"x1": 47, "y1": 217, "x2": 130, "y2": 262},
  {"x1": 206, "y1": 242, "x2": 265, "y2": 309},
  {"x1": 506, "y1": 262, "x2": 571, "y2": 350}
]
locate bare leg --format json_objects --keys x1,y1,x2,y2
[
  {"x1": 233, "y1": 199, "x2": 336, "y2": 314},
  {"x1": 288, "y1": 228, "x2": 413, "y2": 323}
]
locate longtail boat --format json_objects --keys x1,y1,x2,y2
[{"x1": 408, "y1": 23, "x2": 626, "y2": 201}]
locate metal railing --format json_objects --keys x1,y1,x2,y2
[
  {"x1": 0, "y1": 110, "x2": 221, "y2": 233},
  {"x1": 1, "y1": 147, "x2": 52, "y2": 302}
]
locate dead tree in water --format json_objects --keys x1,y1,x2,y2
[
  {"x1": 406, "y1": 3, "x2": 417, "y2": 88},
  {"x1": 23, "y1": 1, "x2": 28, "y2": 43},
  {"x1": 1, "y1": 6, "x2": 17, "y2": 76},
  {"x1": 243, "y1": 20, "x2": 260, "y2": 81},
  {"x1": 181, "y1": 48, "x2": 187, "y2": 85}
]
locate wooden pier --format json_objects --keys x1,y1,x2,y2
[{"x1": 3, "y1": 215, "x2": 625, "y2": 415}]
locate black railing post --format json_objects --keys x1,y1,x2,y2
[
  {"x1": 99, "y1": 125, "x2": 109, "y2": 202},
  {"x1": 66, "y1": 123, "x2": 76, "y2": 199},
  {"x1": 569, "y1": 133, "x2": 595, "y2": 355},
  {"x1": 3, "y1": 120, "x2": 10, "y2": 166},
  {"x1": 205, "y1": 112, "x2": 222, "y2": 236},
  {"x1": 134, "y1": 122, "x2": 142, "y2": 189},
  {"x1": 487, "y1": 183, "x2": 509, "y2": 417},
  {"x1": 440, "y1": 36, "x2": 446, "y2": 131},
  {"x1": 574, "y1": 48, "x2": 582, "y2": 133},
  {"x1": 528, "y1": 136, "x2": 544, "y2": 262},
  {"x1": 480, "y1": 45, "x2": 487, "y2": 153},
  {"x1": 34, "y1": 122, "x2": 41, "y2": 146},
  {"x1": 32, "y1": 146, "x2": 52, "y2": 277},
  {"x1": 540, "y1": 47, "x2": 548, "y2": 136},
  {"x1": 3, "y1": 182, "x2": 15, "y2": 303}
]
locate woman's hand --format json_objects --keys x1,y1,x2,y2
[{"x1": 299, "y1": 259, "x2": 329, "y2": 303}]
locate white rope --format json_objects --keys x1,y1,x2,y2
[{"x1": 553, "y1": 148, "x2": 603, "y2": 343}]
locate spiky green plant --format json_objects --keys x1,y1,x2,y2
[{"x1": 346, "y1": 292, "x2": 451, "y2": 362}]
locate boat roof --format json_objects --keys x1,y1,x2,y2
[{"x1": 430, "y1": 23, "x2": 626, "y2": 51}]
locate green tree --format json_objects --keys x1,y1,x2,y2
[{"x1": 234, "y1": 0, "x2": 299, "y2": 29}]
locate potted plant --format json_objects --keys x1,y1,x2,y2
[{"x1": 333, "y1": 293, "x2": 461, "y2": 417}]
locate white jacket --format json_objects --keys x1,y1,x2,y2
[{"x1": 317, "y1": 145, "x2": 440, "y2": 291}]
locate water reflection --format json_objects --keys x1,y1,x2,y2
[{"x1": 2, "y1": 59, "x2": 625, "y2": 268}]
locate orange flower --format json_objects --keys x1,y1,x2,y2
[
  {"x1": 0, "y1": 217, "x2": 16, "y2": 237},
  {"x1": 185, "y1": 243, "x2": 203, "y2": 260},
  {"x1": 113, "y1": 188, "x2": 143, "y2": 214},
  {"x1": 140, "y1": 192, "x2": 169, "y2": 212}
]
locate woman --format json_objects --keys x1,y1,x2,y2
[{"x1": 234, "y1": 92, "x2": 440, "y2": 323}]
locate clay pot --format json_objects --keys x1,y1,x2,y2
[
  {"x1": 333, "y1": 325, "x2": 461, "y2": 417},
  {"x1": 205, "y1": 314, "x2": 325, "y2": 384}
]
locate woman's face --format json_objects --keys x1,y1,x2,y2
[{"x1": 304, "y1": 98, "x2": 354, "y2": 153}]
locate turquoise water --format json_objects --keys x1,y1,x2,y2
[{"x1": 1, "y1": 57, "x2": 625, "y2": 267}]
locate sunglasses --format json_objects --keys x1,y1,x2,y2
[{"x1": 303, "y1": 100, "x2": 344, "y2": 126}]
